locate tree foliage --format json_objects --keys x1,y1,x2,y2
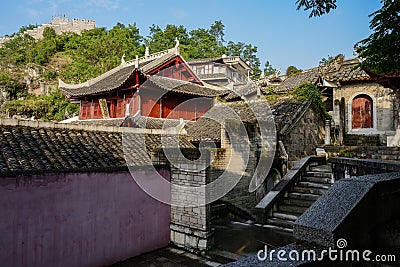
[
  {"x1": 210, "y1": 20, "x2": 225, "y2": 45},
  {"x1": 357, "y1": 0, "x2": 400, "y2": 74},
  {"x1": 286, "y1": 65, "x2": 301, "y2": 76},
  {"x1": 293, "y1": 82, "x2": 331, "y2": 119},
  {"x1": 264, "y1": 61, "x2": 276, "y2": 76},
  {"x1": 2, "y1": 89, "x2": 78, "y2": 121},
  {"x1": 296, "y1": 0, "x2": 337, "y2": 17},
  {"x1": 0, "y1": 20, "x2": 271, "y2": 120}
]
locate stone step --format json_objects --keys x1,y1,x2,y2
[
  {"x1": 266, "y1": 217, "x2": 295, "y2": 229},
  {"x1": 292, "y1": 186, "x2": 327, "y2": 195},
  {"x1": 260, "y1": 223, "x2": 293, "y2": 233},
  {"x1": 273, "y1": 211, "x2": 299, "y2": 221},
  {"x1": 283, "y1": 198, "x2": 315, "y2": 207},
  {"x1": 309, "y1": 165, "x2": 332, "y2": 173},
  {"x1": 297, "y1": 181, "x2": 331, "y2": 190},
  {"x1": 207, "y1": 249, "x2": 243, "y2": 264},
  {"x1": 302, "y1": 176, "x2": 333, "y2": 184},
  {"x1": 288, "y1": 192, "x2": 321, "y2": 201},
  {"x1": 304, "y1": 171, "x2": 332, "y2": 178},
  {"x1": 278, "y1": 204, "x2": 309, "y2": 214}
]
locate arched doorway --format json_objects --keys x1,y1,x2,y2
[{"x1": 352, "y1": 94, "x2": 373, "y2": 129}]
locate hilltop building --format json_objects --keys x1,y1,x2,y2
[{"x1": 0, "y1": 15, "x2": 96, "y2": 45}]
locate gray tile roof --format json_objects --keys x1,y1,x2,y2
[
  {"x1": 186, "y1": 57, "x2": 223, "y2": 64},
  {"x1": 59, "y1": 52, "x2": 186, "y2": 98},
  {"x1": 185, "y1": 99, "x2": 310, "y2": 141},
  {"x1": 147, "y1": 75, "x2": 229, "y2": 97},
  {"x1": 59, "y1": 64, "x2": 136, "y2": 97},
  {"x1": 0, "y1": 122, "x2": 194, "y2": 176},
  {"x1": 71, "y1": 118, "x2": 125, "y2": 127},
  {"x1": 125, "y1": 116, "x2": 184, "y2": 130},
  {"x1": 275, "y1": 68, "x2": 320, "y2": 94},
  {"x1": 322, "y1": 58, "x2": 370, "y2": 82}
]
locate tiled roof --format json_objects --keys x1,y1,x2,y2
[
  {"x1": 271, "y1": 99, "x2": 311, "y2": 135},
  {"x1": 322, "y1": 58, "x2": 370, "y2": 82},
  {"x1": 71, "y1": 118, "x2": 125, "y2": 127},
  {"x1": 59, "y1": 52, "x2": 184, "y2": 98},
  {"x1": 59, "y1": 64, "x2": 136, "y2": 97},
  {"x1": 185, "y1": 99, "x2": 309, "y2": 141},
  {"x1": 275, "y1": 68, "x2": 320, "y2": 94},
  {"x1": 140, "y1": 52, "x2": 178, "y2": 74},
  {"x1": 0, "y1": 121, "x2": 194, "y2": 176},
  {"x1": 124, "y1": 116, "x2": 184, "y2": 130},
  {"x1": 147, "y1": 75, "x2": 229, "y2": 97},
  {"x1": 186, "y1": 57, "x2": 223, "y2": 64}
]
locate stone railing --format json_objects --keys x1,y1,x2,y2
[
  {"x1": 331, "y1": 157, "x2": 400, "y2": 180},
  {"x1": 255, "y1": 156, "x2": 326, "y2": 223}
]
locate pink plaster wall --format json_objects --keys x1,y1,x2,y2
[{"x1": 0, "y1": 169, "x2": 171, "y2": 267}]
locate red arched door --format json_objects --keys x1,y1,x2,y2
[{"x1": 352, "y1": 95, "x2": 373, "y2": 129}]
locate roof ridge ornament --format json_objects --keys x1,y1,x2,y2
[
  {"x1": 174, "y1": 37, "x2": 180, "y2": 55},
  {"x1": 135, "y1": 55, "x2": 139, "y2": 68},
  {"x1": 121, "y1": 54, "x2": 126, "y2": 65},
  {"x1": 145, "y1": 46, "x2": 150, "y2": 58}
]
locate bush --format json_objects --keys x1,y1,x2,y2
[{"x1": 293, "y1": 82, "x2": 332, "y2": 119}]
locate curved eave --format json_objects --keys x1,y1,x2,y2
[{"x1": 58, "y1": 63, "x2": 139, "y2": 98}]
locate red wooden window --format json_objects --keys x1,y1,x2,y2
[{"x1": 352, "y1": 94, "x2": 373, "y2": 129}]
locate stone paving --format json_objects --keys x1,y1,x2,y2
[{"x1": 109, "y1": 247, "x2": 221, "y2": 267}]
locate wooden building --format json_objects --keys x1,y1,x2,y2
[{"x1": 59, "y1": 45, "x2": 228, "y2": 122}]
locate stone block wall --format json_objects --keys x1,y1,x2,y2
[
  {"x1": 163, "y1": 148, "x2": 212, "y2": 252},
  {"x1": 209, "y1": 121, "x2": 266, "y2": 215},
  {"x1": 332, "y1": 82, "x2": 396, "y2": 134},
  {"x1": 280, "y1": 107, "x2": 325, "y2": 164},
  {"x1": 326, "y1": 145, "x2": 400, "y2": 161}
]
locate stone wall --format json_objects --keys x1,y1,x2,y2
[
  {"x1": 160, "y1": 148, "x2": 212, "y2": 252},
  {"x1": 326, "y1": 145, "x2": 400, "y2": 161},
  {"x1": 280, "y1": 107, "x2": 325, "y2": 164},
  {"x1": 330, "y1": 156, "x2": 400, "y2": 180},
  {"x1": 332, "y1": 81, "x2": 396, "y2": 137},
  {"x1": 209, "y1": 121, "x2": 264, "y2": 215}
]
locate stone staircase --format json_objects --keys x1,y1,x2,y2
[
  {"x1": 344, "y1": 134, "x2": 380, "y2": 146},
  {"x1": 261, "y1": 164, "x2": 334, "y2": 233}
]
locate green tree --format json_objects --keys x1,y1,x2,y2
[
  {"x1": 0, "y1": 73, "x2": 23, "y2": 99},
  {"x1": 43, "y1": 27, "x2": 57, "y2": 39},
  {"x1": 225, "y1": 41, "x2": 261, "y2": 77},
  {"x1": 264, "y1": 61, "x2": 276, "y2": 76},
  {"x1": 357, "y1": 0, "x2": 400, "y2": 75},
  {"x1": 146, "y1": 24, "x2": 189, "y2": 53},
  {"x1": 210, "y1": 20, "x2": 225, "y2": 45},
  {"x1": 185, "y1": 28, "x2": 223, "y2": 59},
  {"x1": 296, "y1": 0, "x2": 337, "y2": 17},
  {"x1": 286, "y1": 65, "x2": 301, "y2": 76}
]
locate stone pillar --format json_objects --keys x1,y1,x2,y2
[
  {"x1": 325, "y1": 119, "x2": 331, "y2": 145},
  {"x1": 169, "y1": 149, "x2": 212, "y2": 252}
]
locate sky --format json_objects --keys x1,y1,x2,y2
[{"x1": 0, "y1": 0, "x2": 382, "y2": 72}]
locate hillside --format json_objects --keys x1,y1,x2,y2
[{"x1": 0, "y1": 21, "x2": 262, "y2": 121}]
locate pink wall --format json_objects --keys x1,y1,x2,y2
[{"x1": 0, "y1": 170, "x2": 171, "y2": 267}]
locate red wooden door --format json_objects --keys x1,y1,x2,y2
[{"x1": 352, "y1": 95, "x2": 373, "y2": 128}]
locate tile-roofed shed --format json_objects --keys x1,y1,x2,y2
[
  {"x1": 322, "y1": 58, "x2": 370, "y2": 82},
  {"x1": 275, "y1": 68, "x2": 320, "y2": 94},
  {"x1": 185, "y1": 98, "x2": 310, "y2": 141},
  {"x1": 0, "y1": 119, "x2": 194, "y2": 176}
]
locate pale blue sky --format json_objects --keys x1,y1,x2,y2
[{"x1": 0, "y1": 0, "x2": 382, "y2": 71}]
